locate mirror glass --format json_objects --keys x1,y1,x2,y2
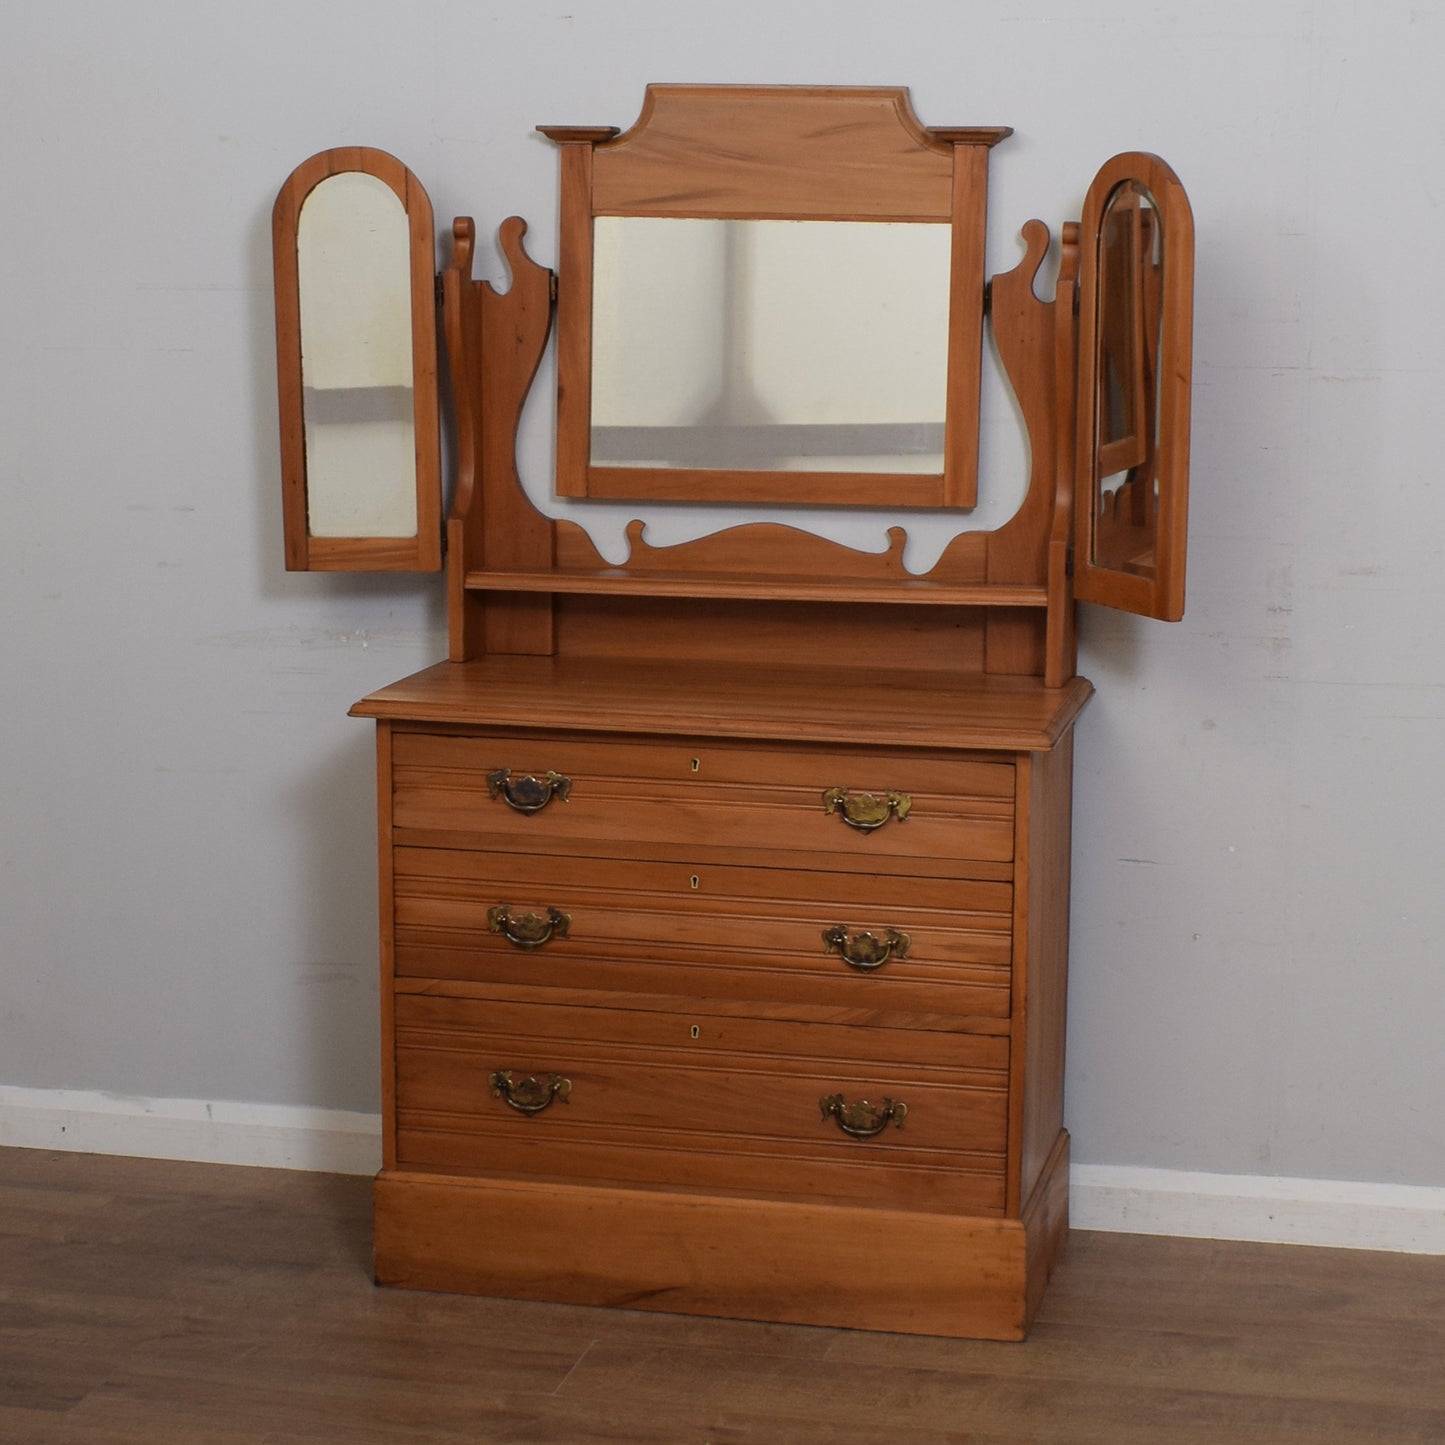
[
  {"x1": 297, "y1": 172, "x2": 418, "y2": 538},
  {"x1": 590, "y1": 217, "x2": 950, "y2": 474},
  {"x1": 1091, "y1": 182, "x2": 1163, "y2": 579}
]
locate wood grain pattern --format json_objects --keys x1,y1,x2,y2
[
  {"x1": 356, "y1": 661, "x2": 1085, "y2": 1334},
  {"x1": 549, "y1": 141, "x2": 595, "y2": 500},
  {"x1": 578, "y1": 466, "x2": 952, "y2": 508},
  {"x1": 374, "y1": 1168, "x2": 1041, "y2": 1339},
  {"x1": 392, "y1": 993, "x2": 1009, "y2": 1209},
  {"x1": 544, "y1": 519, "x2": 1022, "y2": 608},
  {"x1": 465, "y1": 565, "x2": 1046, "y2": 608},
  {"x1": 14, "y1": 1150, "x2": 1434, "y2": 1443},
  {"x1": 351, "y1": 657, "x2": 1092, "y2": 753},
  {"x1": 985, "y1": 219, "x2": 1058, "y2": 677},
  {"x1": 391, "y1": 846, "x2": 1014, "y2": 1019},
  {"x1": 1013, "y1": 738, "x2": 1075, "y2": 1211},
  {"x1": 375, "y1": 721, "x2": 398, "y2": 1174},
  {"x1": 942, "y1": 138, "x2": 991, "y2": 508},
  {"x1": 441, "y1": 216, "x2": 555, "y2": 659},
  {"x1": 554, "y1": 593, "x2": 992, "y2": 676},
  {"x1": 585, "y1": 85, "x2": 975, "y2": 221},
  {"x1": 388, "y1": 728, "x2": 1015, "y2": 864},
  {"x1": 1046, "y1": 221, "x2": 1083, "y2": 686}
]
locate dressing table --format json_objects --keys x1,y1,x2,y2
[{"x1": 272, "y1": 85, "x2": 1193, "y2": 1339}]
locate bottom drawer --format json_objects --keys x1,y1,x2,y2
[{"x1": 393, "y1": 993, "x2": 1009, "y2": 1215}]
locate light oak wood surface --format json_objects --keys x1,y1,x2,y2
[
  {"x1": 4, "y1": 1147, "x2": 1442, "y2": 1444},
  {"x1": 320, "y1": 85, "x2": 1194, "y2": 1343},
  {"x1": 351, "y1": 658, "x2": 1092, "y2": 753},
  {"x1": 355, "y1": 655, "x2": 1081, "y2": 1337}
]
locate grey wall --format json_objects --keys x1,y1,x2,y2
[{"x1": 2, "y1": 1, "x2": 1441, "y2": 1188}]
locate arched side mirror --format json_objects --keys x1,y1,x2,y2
[
  {"x1": 1073, "y1": 153, "x2": 1193, "y2": 620},
  {"x1": 272, "y1": 148, "x2": 441, "y2": 571}
]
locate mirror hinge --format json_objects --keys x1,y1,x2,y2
[
  {"x1": 433, "y1": 272, "x2": 443, "y2": 306},
  {"x1": 549, "y1": 272, "x2": 559, "y2": 304},
  {"x1": 982, "y1": 279, "x2": 992, "y2": 317}
]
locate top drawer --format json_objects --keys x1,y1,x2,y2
[{"x1": 390, "y1": 729, "x2": 1016, "y2": 871}]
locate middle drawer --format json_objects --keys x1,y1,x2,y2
[{"x1": 393, "y1": 847, "x2": 1015, "y2": 1020}]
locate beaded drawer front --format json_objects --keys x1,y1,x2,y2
[
  {"x1": 384, "y1": 723, "x2": 1023, "y2": 1216},
  {"x1": 393, "y1": 993, "x2": 1010, "y2": 1214},
  {"x1": 389, "y1": 729, "x2": 1018, "y2": 875},
  {"x1": 392, "y1": 846, "x2": 1014, "y2": 1018}
]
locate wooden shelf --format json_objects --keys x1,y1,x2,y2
[{"x1": 462, "y1": 568, "x2": 1049, "y2": 609}]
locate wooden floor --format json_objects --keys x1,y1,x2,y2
[{"x1": 1, "y1": 1148, "x2": 1442, "y2": 1443}]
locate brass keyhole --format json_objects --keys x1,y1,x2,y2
[
  {"x1": 689, "y1": 875, "x2": 700, "y2": 891},
  {"x1": 689, "y1": 1025, "x2": 700, "y2": 1040},
  {"x1": 690, "y1": 757, "x2": 701, "y2": 773}
]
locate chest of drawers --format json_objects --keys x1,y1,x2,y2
[{"x1": 354, "y1": 657, "x2": 1090, "y2": 1340}]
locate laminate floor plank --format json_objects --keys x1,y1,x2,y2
[{"x1": 2, "y1": 1147, "x2": 1443, "y2": 1444}]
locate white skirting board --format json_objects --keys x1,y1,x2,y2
[
  {"x1": 1070, "y1": 1163, "x2": 1445, "y2": 1254},
  {"x1": 2, "y1": 1086, "x2": 1441, "y2": 1255},
  {"x1": 0, "y1": 1085, "x2": 382, "y2": 1178}
]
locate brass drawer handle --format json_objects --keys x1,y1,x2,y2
[
  {"x1": 487, "y1": 903, "x2": 570, "y2": 950},
  {"x1": 822, "y1": 925, "x2": 911, "y2": 972},
  {"x1": 821, "y1": 787, "x2": 911, "y2": 832},
  {"x1": 486, "y1": 768, "x2": 571, "y2": 814},
  {"x1": 489, "y1": 1071, "x2": 571, "y2": 1115},
  {"x1": 820, "y1": 1093, "x2": 908, "y2": 1139}
]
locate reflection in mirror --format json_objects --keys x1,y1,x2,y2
[
  {"x1": 1091, "y1": 182, "x2": 1163, "y2": 580},
  {"x1": 296, "y1": 172, "x2": 418, "y2": 538},
  {"x1": 590, "y1": 218, "x2": 951, "y2": 474}
]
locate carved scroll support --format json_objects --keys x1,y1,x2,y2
[
  {"x1": 444, "y1": 216, "x2": 556, "y2": 660},
  {"x1": 1046, "y1": 223, "x2": 1082, "y2": 686},
  {"x1": 976, "y1": 219, "x2": 1062, "y2": 678}
]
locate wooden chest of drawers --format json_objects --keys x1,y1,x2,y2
[{"x1": 355, "y1": 658, "x2": 1089, "y2": 1340}]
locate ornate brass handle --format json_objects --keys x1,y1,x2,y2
[
  {"x1": 487, "y1": 904, "x2": 570, "y2": 950},
  {"x1": 822, "y1": 925, "x2": 911, "y2": 972},
  {"x1": 820, "y1": 1093, "x2": 908, "y2": 1139},
  {"x1": 486, "y1": 768, "x2": 571, "y2": 814},
  {"x1": 821, "y1": 787, "x2": 911, "y2": 832},
  {"x1": 489, "y1": 1071, "x2": 571, "y2": 1115}
]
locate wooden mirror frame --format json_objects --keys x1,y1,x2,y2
[
  {"x1": 1072, "y1": 152, "x2": 1194, "y2": 621},
  {"x1": 541, "y1": 86, "x2": 1010, "y2": 510},
  {"x1": 272, "y1": 147, "x2": 442, "y2": 572}
]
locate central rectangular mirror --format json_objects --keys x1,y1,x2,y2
[
  {"x1": 543, "y1": 87, "x2": 1010, "y2": 511},
  {"x1": 590, "y1": 217, "x2": 951, "y2": 479}
]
